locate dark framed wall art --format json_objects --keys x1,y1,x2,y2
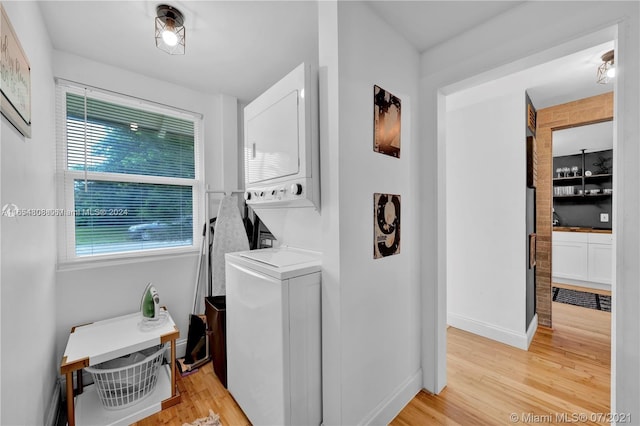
[
  {"x1": 373, "y1": 85, "x2": 400, "y2": 158},
  {"x1": 374, "y1": 193, "x2": 401, "y2": 259}
]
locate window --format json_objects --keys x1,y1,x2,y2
[{"x1": 56, "y1": 82, "x2": 202, "y2": 262}]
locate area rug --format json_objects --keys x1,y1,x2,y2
[
  {"x1": 183, "y1": 409, "x2": 221, "y2": 426},
  {"x1": 553, "y1": 287, "x2": 611, "y2": 312}
]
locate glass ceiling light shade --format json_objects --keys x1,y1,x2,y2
[
  {"x1": 596, "y1": 50, "x2": 614, "y2": 84},
  {"x1": 155, "y1": 4, "x2": 185, "y2": 55}
]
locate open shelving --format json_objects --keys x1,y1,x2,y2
[{"x1": 553, "y1": 149, "x2": 612, "y2": 199}]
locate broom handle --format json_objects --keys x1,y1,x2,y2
[{"x1": 192, "y1": 223, "x2": 207, "y2": 314}]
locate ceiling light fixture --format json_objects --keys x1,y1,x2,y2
[
  {"x1": 155, "y1": 4, "x2": 185, "y2": 55},
  {"x1": 596, "y1": 50, "x2": 614, "y2": 84}
]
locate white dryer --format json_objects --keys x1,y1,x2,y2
[{"x1": 225, "y1": 247, "x2": 321, "y2": 426}]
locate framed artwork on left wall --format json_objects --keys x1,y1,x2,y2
[{"x1": 1, "y1": 4, "x2": 31, "y2": 138}]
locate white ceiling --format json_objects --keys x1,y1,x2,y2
[
  {"x1": 38, "y1": 1, "x2": 613, "y2": 107},
  {"x1": 447, "y1": 41, "x2": 615, "y2": 111},
  {"x1": 38, "y1": 1, "x2": 319, "y2": 104},
  {"x1": 522, "y1": 42, "x2": 615, "y2": 109},
  {"x1": 366, "y1": 1, "x2": 523, "y2": 52},
  {"x1": 444, "y1": 38, "x2": 615, "y2": 158}
]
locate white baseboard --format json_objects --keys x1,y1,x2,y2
[
  {"x1": 526, "y1": 314, "x2": 538, "y2": 349},
  {"x1": 552, "y1": 277, "x2": 611, "y2": 291},
  {"x1": 448, "y1": 312, "x2": 529, "y2": 350},
  {"x1": 176, "y1": 337, "x2": 187, "y2": 358},
  {"x1": 359, "y1": 369, "x2": 422, "y2": 425},
  {"x1": 45, "y1": 381, "x2": 61, "y2": 426}
]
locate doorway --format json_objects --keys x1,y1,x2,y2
[
  {"x1": 440, "y1": 86, "x2": 615, "y2": 419},
  {"x1": 443, "y1": 42, "x2": 616, "y2": 347},
  {"x1": 428, "y1": 10, "x2": 639, "y2": 420},
  {"x1": 551, "y1": 121, "x2": 614, "y2": 316},
  {"x1": 440, "y1": 41, "x2": 618, "y2": 418},
  {"x1": 536, "y1": 97, "x2": 614, "y2": 328}
]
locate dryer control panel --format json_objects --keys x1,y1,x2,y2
[{"x1": 244, "y1": 179, "x2": 313, "y2": 207}]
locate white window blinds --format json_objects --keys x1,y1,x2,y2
[{"x1": 56, "y1": 82, "x2": 202, "y2": 261}]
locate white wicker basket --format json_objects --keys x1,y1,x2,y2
[{"x1": 85, "y1": 344, "x2": 166, "y2": 410}]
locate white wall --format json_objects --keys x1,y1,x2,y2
[
  {"x1": 0, "y1": 61, "x2": 2, "y2": 423},
  {"x1": 317, "y1": 2, "x2": 341, "y2": 422},
  {"x1": 445, "y1": 91, "x2": 528, "y2": 348},
  {"x1": 217, "y1": 94, "x2": 239, "y2": 192},
  {"x1": 0, "y1": 2, "x2": 58, "y2": 425},
  {"x1": 51, "y1": 51, "x2": 236, "y2": 368},
  {"x1": 419, "y1": 0, "x2": 640, "y2": 417},
  {"x1": 319, "y1": 2, "x2": 421, "y2": 424}
]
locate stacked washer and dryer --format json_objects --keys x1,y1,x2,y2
[{"x1": 225, "y1": 63, "x2": 323, "y2": 426}]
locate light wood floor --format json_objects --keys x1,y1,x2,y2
[
  {"x1": 391, "y1": 301, "x2": 611, "y2": 425},
  {"x1": 135, "y1": 300, "x2": 610, "y2": 425},
  {"x1": 132, "y1": 362, "x2": 250, "y2": 426}
]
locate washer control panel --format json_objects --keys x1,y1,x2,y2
[{"x1": 245, "y1": 179, "x2": 312, "y2": 206}]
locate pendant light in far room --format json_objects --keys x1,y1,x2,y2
[
  {"x1": 596, "y1": 50, "x2": 615, "y2": 84},
  {"x1": 155, "y1": 4, "x2": 185, "y2": 55}
]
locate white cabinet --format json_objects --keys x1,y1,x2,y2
[
  {"x1": 587, "y1": 233, "x2": 613, "y2": 285},
  {"x1": 552, "y1": 232, "x2": 588, "y2": 281},
  {"x1": 552, "y1": 231, "x2": 612, "y2": 289}
]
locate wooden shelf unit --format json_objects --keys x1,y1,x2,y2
[{"x1": 60, "y1": 308, "x2": 181, "y2": 426}]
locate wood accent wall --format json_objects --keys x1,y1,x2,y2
[{"x1": 535, "y1": 92, "x2": 613, "y2": 327}]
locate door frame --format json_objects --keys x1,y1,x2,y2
[
  {"x1": 536, "y1": 95, "x2": 614, "y2": 328},
  {"x1": 428, "y1": 21, "x2": 636, "y2": 416}
]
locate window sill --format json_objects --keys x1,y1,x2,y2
[{"x1": 56, "y1": 246, "x2": 200, "y2": 272}]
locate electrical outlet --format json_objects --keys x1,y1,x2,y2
[{"x1": 600, "y1": 213, "x2": 609, "y2": 222}]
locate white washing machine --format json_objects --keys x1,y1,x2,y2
[{"x1": 225, "y1": 247, "x2": 322, "y2": 426}]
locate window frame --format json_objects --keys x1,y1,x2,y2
[{"x1": 56, "y1": 80, "x2": 204, "y2": 266}]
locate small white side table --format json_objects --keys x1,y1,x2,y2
[{"x1": 60, "y1": 308, "x2": 181, "y2": 426}]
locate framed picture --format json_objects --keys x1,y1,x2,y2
[
  {"x1": 374, "y1": 193, "x2": 401, "y2": 259},
  {"x1": 373, "y1": 85, "x2": 400, "y2": 158},
  {"x1": 1, "y1": 4, "x2": 32, "y2": 138}
]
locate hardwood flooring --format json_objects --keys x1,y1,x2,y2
[
  {"x1": 391, "y1": 301, "x2": 611, "y2": 425},
  {"x1": 132, "y1": 362, "x2": 250, "y2": 426},
  {"x1": 135, "y1": 299, "x2": 610, "y2": 425}
]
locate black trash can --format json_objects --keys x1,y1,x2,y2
[{"x1": 205, "y1": 296, "x2": 227, "y2": 387}]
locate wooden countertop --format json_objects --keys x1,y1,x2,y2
[{"x1": 553, "y1": 226, "x2": 612, "y2": 234}]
